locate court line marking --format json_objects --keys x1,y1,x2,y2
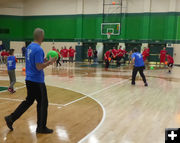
[
  {"x1": 0, "y1": 97, "x2": 63, "y2": 107},
  {"x1": 77, "y1": 79, "x2": 129, "y2": 143},
  {"x1": 0, "y1": 79, "x2": 129, "y2": 143},
  {"x1": 0, "y1": 101, "x2": 10, "y2": 105},
  {"x1": 0, "y1": 85, "x2": 26, "y2": 93},
  {"x1": 45, "y1": 78, "x2": 129, "y2": 143},
  {"x1": 61, "y1": 79, "x2": 129, "y2": 108}
]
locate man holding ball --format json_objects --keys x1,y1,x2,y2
[{"x1": 4, "y1": 28, "x2": 56, "y2": 134}]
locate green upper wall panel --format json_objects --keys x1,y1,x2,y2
[
  {"x1": 0, "y1": 16, "x2": 24, "y2": 40},
  {"x1": 0, "y1": 12, "x2": 180, "y2": 43}
]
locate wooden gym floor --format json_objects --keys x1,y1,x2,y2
[{"x1": 0, "y1": 63, "x2": 180, "y2": 143}]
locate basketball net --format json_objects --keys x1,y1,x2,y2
[{"x1": 107, "y1": 32, "x2": 111, "y2": 39}]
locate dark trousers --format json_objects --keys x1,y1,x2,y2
[
  {"x1": 88, "y1": 57, "x2": 92, "y2": 63},
  {"x1": 116, "y1": 56, "x2": 122, "y2": 67},
  {"x1": 56, "y1": 57, "x2": 61, "y2": 67},
  {"x1": 105, "y1": 59, "x2": 109, "y2": 68},
  {"x1": 132, "y1": 66, "x2": 147, "y2": 84},
  {"x1": 69, "y1": 57, "x2": 74, "y2": 63},
  {"x1": 10, "y1": 80, "x2": 48, "y2": 128}
]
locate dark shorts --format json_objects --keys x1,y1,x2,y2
[{"x1": 168, "y1": 63, "x2": 173, "y2": 67}]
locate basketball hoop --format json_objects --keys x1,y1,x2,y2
[{"x1": 107, "y1": 32, "x2": 111, "y2": 39}]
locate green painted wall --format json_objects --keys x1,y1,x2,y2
[
  {"x1": 0, "y1": 13, "x2": 180, "y2": 43},
  {"x1": 0, "y1": 15, "x2": 24, "y2": 40}
]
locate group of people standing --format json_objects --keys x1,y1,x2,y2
[{"x1": 52, "y1": 46, "x2": 76, "y2": 67}]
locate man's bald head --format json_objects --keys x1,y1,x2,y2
[{"x1": 33, "y1": 28, "x2": 44, "y2": 43}]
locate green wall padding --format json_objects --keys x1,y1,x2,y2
[{"x1": 0, "y1": 13, "x2": 179, "y2": 43}]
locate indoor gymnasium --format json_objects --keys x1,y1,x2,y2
[{"x1": 0, "y1": 0, "x2": 180, "y2": 143}]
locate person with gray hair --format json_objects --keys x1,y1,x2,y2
[{"x1": 4, "y1": 28, "x2": 56, "y2": 134}]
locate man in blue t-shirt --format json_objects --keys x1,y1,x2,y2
[
  {"x1": 131, "y1": 48, "x2": 148, "y2": 86},
  {"x1": 7, "y1": 49, "x2": 16, "y2": 93},
  {"x1": 5, "y1": 28, "x2": 56, "y2": 134}
]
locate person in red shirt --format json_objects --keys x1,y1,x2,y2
[
  {"x1": 146, "y1": 47, "x2": 150, "y2": 57},
  {"x1": 160, "y1": 47, "x2": 166, "y2": 66},
  {"x1": 166, "y1": 53, "x2": 174, "y2": 73},
  {"x1": 104, "y1": 49, "x2": 112, "y2": 70},
  {"x1": 69, "y1": 46, "x2": 76, "y2": 63},
  {"x1": 142, "y1": 48, "x2": 148, "y2": 61},
  {"x1": 112, "y1": 47, "x2": 117, "y2": 61},
  {"x1": 1, "y1": 50, "x2": 6, "y2": 64},
  {"x1": 87, "y1": 47, "x2": 93, "y2": 64},
  {"x1": 62, "y1": 47, "x2": 69, "y2": 63},
  {"x1": 116, "y1": 46, "x2": 124, "y2": 67}
]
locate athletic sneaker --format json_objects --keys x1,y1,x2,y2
[
  {"x1": 4, "y1": 116, "x2": 14, "y2": 131},
  {"x1": 36, "y1": 127, "x2": 53, "y2": 134},
  {"x1": 11, "y1": 90, "x2": 16, "y2": 94},
  {"x1": 8, "y1": 88, "x2": 12, "y2": 93}
]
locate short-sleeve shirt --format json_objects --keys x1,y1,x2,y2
[
  {"x1": 112, "y1": 49, "x2": 117, "y2": 56},
  {"x1": 167, "y1": 55, "x2": 174, "y2": 64},
  {"x1": 25, "y1": 43, "x2": 45, "y2": 83},
  {"x1": 7, "y1": 56, "x2": 16, "y2": 70},
  {"x1": 117, "y1": 49, "x2": 124, "y2": 57},
  {"x1": 62, "y1": 49, "x2": 69, "y2": 57},
  {"x1": 160, "y1": 50, "x2": 166, "y2": 57},
  {"x1": 69, "y1": 49, "x2": 75, "y2": 57},
  {"x1": 88, "y1": 49, "x2": 93, "y2": 57},
  {"x1": 104, "y1": 51, "x2": 111, "y2": 60},
  {"x1": 131, "y1": 52, "x2": 145, "y2": 67}
]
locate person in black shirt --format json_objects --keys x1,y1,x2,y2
[{"x1": 93, "y1": 49, "x2": 98, "y2": 64}]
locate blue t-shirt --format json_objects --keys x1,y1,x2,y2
[
  {"x1": 7, "y1": 56, "x2": 16, "y2": 70},
  {"x1": 25, "y1": 43, "x2": 45, "y2": 83},
  {"x1": 131, "y1": 52, "x2": 145, "y2": 67}
]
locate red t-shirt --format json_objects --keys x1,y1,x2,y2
[
  {"x1": 142, "y1": 50, "x2": 148, "y2": 57},
  {"x1": 88, "y1": 49, "x2": 93, "y2": 57},
  {"x1": 69, "y1": 49, "x2": 75, "y2": 57},
  {"x1": 1, "y1": 51, "x2": 6, "y2": 56},
  {"x1": 60, "y1": 50, "x2": 63, "y2": 56},
  {"x1": 146, "y1": 48, "x2": 150, "y2": 56},
  {"x1": 160, "y1": 50, "x2": 166, "y2": 58},
  {"x1": 104, "y1": 51, "x2": 110, "y2": 60},
  {"x1": 62, "y1": 49, "x2": 69, "y2": 57},
  {"x1": 122, "y1": 49, "x2": 127, "y2": 56},
  {"x1": 5, "y1": 52, "x2": 9, "y2": 56},
  {"x1": 117, "y1": 49, "x2": 124, "y2": 57},
  {"x1": 167, "y1": 55, "x2": 174, "y2": 64},
  {"x1": 112, "y1": 49, "x2": 117, "y2": 57}
]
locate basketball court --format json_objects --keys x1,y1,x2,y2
[{"x1": 1, "y1": 0, "x2": 180, "y2": 143}]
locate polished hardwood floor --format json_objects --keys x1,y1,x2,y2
[{"x1": 0, "y1": 63, "x2": 180, "y2": 143}]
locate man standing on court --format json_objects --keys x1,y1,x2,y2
[
  {"x1": 131, "y1": 48, "x2": 148, "y2": 87},
  {"x1": 5, "y1": 28, "x2": 56, "y2": 134}
]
